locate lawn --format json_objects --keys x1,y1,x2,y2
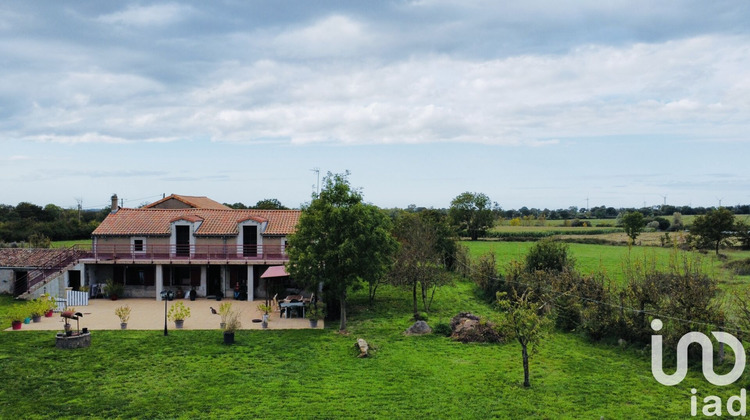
[{"x1": 0, "y1": 281, "x2": 744, "y2": 419}]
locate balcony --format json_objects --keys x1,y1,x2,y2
[{"x1": 80, "y1": 244, "x2": 288, "y2": 264}]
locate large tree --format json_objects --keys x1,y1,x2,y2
[
  {"x1": 691, "y1": 207, "x2": 736, "y2": 255},
  {"x1": 449, "y1": 192, "x2": 495, "y2": 240},
  {"x1": 286, "y1": 172, "x2": 397, "y2": 331}
]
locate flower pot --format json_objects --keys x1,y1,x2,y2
[
  {"x1": 174, "y1": 320, "x2": 184, "y2": 329},
  {"x1": 309, "y1": 319, "x2": 319, "y2": 328},
  {"x1": 120, "y1": 323, "x2": 127, "y2": 330},
  {"x1": 32, "y1": 315, "x2": 41, "y2": 323},
  {"x1": 11, "y1": 321, "x2": 22, "y2": 330},
  {"x1": 261, "y1": 322, "x2": 268, "y2": 329},
  {"x1": 223, "y1": 331, "x2": 235, "y2": 345},
  {"x1": 110, "y1": 294, "x2": 118, "y2": 301},
  {"x1": 23, "y1": 317, "x2": 31, "y2": 324},
  {"x1": 45, "y1": 310, "x2": 53, "y2": 317}
]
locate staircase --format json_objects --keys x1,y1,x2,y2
[{"x1": 15, "y1": 247, "x2": 86, "y2": 299}]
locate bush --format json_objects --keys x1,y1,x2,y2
[
  {"x1": 433, "y1": 322, "x2": 452, "y2": 337},
  {"x1": 726, "y1": 258, "x2": 750, "y2": 276},
  {"x1": 524, "y1": 239, "x2": 573, "y2": 273}
]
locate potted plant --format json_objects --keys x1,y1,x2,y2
[
  {"x1": 41, "y1": 293, "x2": 56, "y2": 317},
  {"x1": 30, "y1": 298, "x2": 47, "y2": 322},
  {"x1": 258, "y1": 303, "x2": 272, "y2": 329},
  {"x1": 222, "y1": 308, "x2": 242, "y2": 345},
  {"x1": 8, "y1": 305, "x2": 30, "y2": 330},
  {"x1": 115, "y1": 305, "x2": 131, "y2": 329},
  {"x1": 104, "y1": 279, "x2": 124, "y2": 300},
  {"x1": 167, "y1": 301, "x2": 191, "y2": 329},
  {"x1": 218, "y1": 302, "x2": 232, "y2": 329},
  {"x1": 306, "y1": 300, "x2": 326, "y2": 328}
]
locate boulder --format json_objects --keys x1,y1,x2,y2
[
  {"x1": 450, "y1": 312, "x2": 503, "y2": 343},
  {"x1": 405, "y1": 320, "x2": 432, "y2": 335}
]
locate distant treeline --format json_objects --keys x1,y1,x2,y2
[
  {"x1": 400, "y1": 203, "x2": 750, "y2": 220},
  {"x1": 0, "y1": 203, "x2": 109, "y2": 243}
]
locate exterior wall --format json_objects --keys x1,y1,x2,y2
[
  {"x1": 263, "y1": 237, "x2": 283, "y2": 247},
  {"x1": 0, "y1": 269, "x2": 13, "y2": 294},
  {"x1": 195, "y1": 237, "x2": 231, "y2": 246},
  {"x1": 95, "y1": 236, "x2": 170, "y2": 246}
]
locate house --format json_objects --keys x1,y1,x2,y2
[{"x1": 77, "y1": 194, "x2": 301, "y2": 301}]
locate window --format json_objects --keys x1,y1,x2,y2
[{"x1": 132, "y1": 237, "x2": 146, "y2": 253}]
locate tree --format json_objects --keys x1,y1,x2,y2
[
  {"x1": 286, "y1": 172, "x2": 397, "y2": 331},
  {"x1": 389, "y1": 212, "x2": 449, "y2": 317},
  {"x1": 449, "y1": 192, "x2": 495, "y2": 240},
  {"x1": 497, "y1": 290, "x2": 551, "y2": 388},
  {"x1": 690, "y1": 207, "x2": 736, "y2": 255},
  {"x1": 253, "y1": 199, "x2": 288, "y2": 210},
  {"x1": 622, "y1": 211, "x2": 645, "y2": 244}
]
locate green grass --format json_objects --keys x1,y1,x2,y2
[
  {"x1": 462, "y1": 241, "x2": 750, "y2": 286},
  {"x1": 51, "y1": 239, "x2": 92, "y2": 248},
  {"x1": 0, "y1": 282, "x2": 746, "y2": 419}
]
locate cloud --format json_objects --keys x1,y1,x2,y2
[{"x1": 96, "y1": 3, "x2": 193, "y2": 27}]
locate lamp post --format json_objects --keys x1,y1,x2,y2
[{"x1": 160, "y1": 290, "x2": 174, "y2": 336}]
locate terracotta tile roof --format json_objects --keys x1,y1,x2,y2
[
  {"x1": 92, "y1": 208, "x2": 300, "y2": 237},
  {"x1": 144, "y1": 194, "x2": 231, "y2": 210},
  {"x1": 0, "y1": 248, "x2": 71, "y2": 268}
]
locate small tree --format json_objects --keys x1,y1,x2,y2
[
  {"x1": 690, "y1": 207, "x2": 736, "y2": 255},
  {"x1": 497, "y1": 290, "x2": 551, "y2": 388},
  {"x1": 622, "y1": 211, "x2": 645, "y2": 244},
  {"x1": 389, "y1": 212, "x2": 448, "y2": 317},
  {"x1": 449, "y1": 192, "x2": 496, "y2": 240},
  {"x1": 524, "y1": 239, "x2": 573, "y2": 273}
]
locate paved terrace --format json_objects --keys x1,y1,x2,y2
[{"x1": 5, "y1": 298, "x2": 322, "y2": 331}]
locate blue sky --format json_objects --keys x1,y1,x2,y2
[{"x1": 2, "y1": 1, "x2": 749, "y2": 210}]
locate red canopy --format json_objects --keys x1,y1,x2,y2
[{"x1": 260, "y1": 265, "x2": 289, "y2": 279}]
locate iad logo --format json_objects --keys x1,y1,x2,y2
[{"x1": 651, "y1": 318, "x2": 746, "y2": 386}]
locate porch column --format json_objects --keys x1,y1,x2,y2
[
  {"x1": 200, "y1": 266, "x2": 207, "y2": 298},
  {"x1": 155, "y1": 265, "x2": 163, "y2": 300},
  {"x1": 247, "y1": 266, "x2": 254, "y2": 301},
  {"x1": 220, "y1": 265, "x2": 227, "y2": 298}
]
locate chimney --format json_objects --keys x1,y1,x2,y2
[{"x1": 111, "y1": 194, "x2": 119, "y2": 213}]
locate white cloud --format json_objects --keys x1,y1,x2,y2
[{"x1": 97, "y1": 3, "x2": 192, "y2": 27}]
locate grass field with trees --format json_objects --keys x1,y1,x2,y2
[{"x1": 0, "y1": 284, "x2": 742, "y2": 419}]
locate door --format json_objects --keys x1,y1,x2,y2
[
  {"x1": 13, "y1": 270, "x2": 28, "y2": 297},
  {"x1": 68, "y1": 270, "x2": 81, "y2": 291},
  {"x1": 243, "y1": 225, "x2": 257, "y2": 257},
  {"x1": 176, "y1": 225, "x2": 190, "y2": 256}
]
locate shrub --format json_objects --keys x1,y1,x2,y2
[
  {"x1": 432, "y1": 322, "x2": 452, "y2": 337},
  {"x1": 726, "y1": 258, "x2": 750, "y2": 276},
  {"x1": 115, "y1": 305, "x2": 131, "y2": 323},
  {"x1": 524, "y1": 239, "x2": 573, "y2": 273}
]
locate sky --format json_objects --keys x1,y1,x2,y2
[{"x1": 2, "y1": 1, "x2": 749, "y2": 211}]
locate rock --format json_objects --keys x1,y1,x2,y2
[
  {"x1": 355, "y1": 338, "x2": 369, "y2": 358},
  {"x1": 405, "y1": 320, "x2": 432, "y2": 335}
]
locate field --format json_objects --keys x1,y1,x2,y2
[
  {"x1": 462, "y1": 240, "x2": 750, "y2": 287},
  {"x1": 0, "y1": 284, "x2": 742, "y2": 419}
]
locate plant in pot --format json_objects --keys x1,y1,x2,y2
[
  {"x1": 29, "y1": 298, "x2": 47, "y2": 322},
  {"x1": 8, "y1": 305, "x2": 30, "y2": 330},
  {"x1": 115, "y1": 305, "x2": 131, "y2": 329},
  {"x1": 222, "y1": 308, "x2": 242, "y2": 345},
  {"x1": 306, "y1": 300, "x2": 326, "y2": 328},
  {"x1": 167, "y1": 301, "x2": 191, "y2": 329},
  {"x1": 104, "y1": 279, "x2": 124, "y2": 300},
  {"x1": 41, "y1": 293, "x2": 56, "y2": 317},
  {"x1": 218, "y1": 302, "x2": 232, "y2": 329},
  {"x1": 257, "y1": 303, "x2": 272, "y2": 329}
]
